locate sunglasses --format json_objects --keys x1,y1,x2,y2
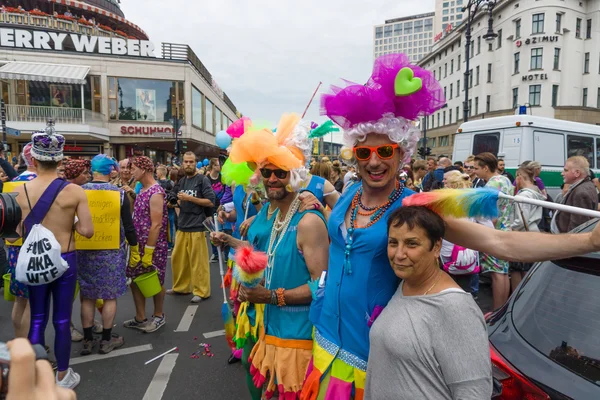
[
  {"x1": 353, "y1": 144, "x2": 399, "y2": 161},
  {"x1": 260, "y1": 168, "x2": 288, "y2": 179},
  {"x1": 465, "y1": 166, "x2": 475, "y2": 170}
]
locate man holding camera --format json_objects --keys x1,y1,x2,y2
[{"x1": 167, "y1": 152, "x2": 215, "y2": 303}]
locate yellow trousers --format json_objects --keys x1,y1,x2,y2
[{"x1": 171, "y1": 231, "x2": 210, "y2": 298}]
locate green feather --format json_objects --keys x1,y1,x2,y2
[{"x1": 309, "y1": 120, "x2": 339, "y2": 139}]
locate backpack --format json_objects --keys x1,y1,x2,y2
[
  {"x1": 16, "y1": 179, "x2": 70, "y2": 286},
  {"x1": 442, "y1": 244, "x2": 480, "y2": 275}
]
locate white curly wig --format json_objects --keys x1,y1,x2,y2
[{"x1": 343, "y1": 114, "x2": 420, "y2": 164}]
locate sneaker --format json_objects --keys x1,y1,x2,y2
[
  {"x1": 142, "y1": 315, "x2": 165, "y2": 333},
  {"x1": 80, "y1": 339, "x2": 97, "y2": 356},
  {"x1": 210, "y1": 254, "x2": 217, "y2": 262},
  {"x1": 191, "y1": 295, "x2": 206, "y2": 303},
  {"x1": 56, "y1": 368, "x2": 81, "y2": 390},
  {"x1": 166, "y1": 289, "x2": 189, "y2": 295},
  {"x1": 123, "y1": 317, "x2": 148, "y2": 330},
  {"x1": 99, "y1": 334, "x2": 125, "y2": 354},
  {"x1": 71, "y1": 327, "x2": 84, "y2": 342},
  {"x1": 93, "y1": 320, "x2": 103, "y2": 334}
]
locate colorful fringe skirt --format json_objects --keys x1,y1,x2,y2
[
  {"x1": 301, "y1": 330, "x2": 366, "y2": 400},
  {"x1": 249, "y1": 328, "x2": 313, "y2": 399}
]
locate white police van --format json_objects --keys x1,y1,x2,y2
[{"x1": 452, "y1": 115, "x2": 600, "y2": 197}]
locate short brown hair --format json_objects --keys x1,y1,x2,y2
[
  {"x1": 183, "y1": 151, "x2": 196, "y2": 161},
  {"x1": 209, "y1": 158, "x2": 220, "y2": 168},
  {"x1": 412, "y1": 160, "x2": 427, "y2": 171},
  {"x1": 310, "y1": 161, "x2": 331, "y2": 181},
  {"x1": 474, "y1": 152, "x2": 498, "y2": 173},
  {"x1": 464, "y1": 155, "x2": 475, "y2": 164}
]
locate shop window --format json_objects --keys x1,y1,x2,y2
[
  {"x1": 192, "y1": 85, "x2": 204, "y2": 129},
  {"x1": 29, "y1": 81, "x2": 82, "y2": 109},
  {"x1": 16, "y1": 80, "x2": 27, "y2": 106},
  {"x1": 108, "y1": 77, "x2": 184, "y2": 122},
  {"x1": 90, "y1": 76, "x2": 102, "y2": 115}
]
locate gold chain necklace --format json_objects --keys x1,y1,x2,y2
[{"x1": 423, "y1": 271, "x2": 443, "y2": 295}]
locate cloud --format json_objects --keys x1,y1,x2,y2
[{"x1": 121, "y1": 0, "x2": 435, "y2": 127}]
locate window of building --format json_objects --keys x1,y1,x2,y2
[
  {"x1": 205, "y1": 98, "x2": 215, "y2": 134},
  {"x1": 394, "y1": 23, "x2": 403, "y2": 35},
  {"x1": 437, "y1": 113, "x2": 440, "y2": 126},
  {"x1": 475, "y1": 97, "x2": 479, "y2": 115},
  {"x1": 514, "y1": 52, "x2": 520, "y2": 74},
  {"x1": 597, "y1": 88, "x2": 600, "y2": 108},
  {"x1": 457, "y1": 79, "x2": 460, "y2": 93},
  {"x1": 433, "y1": 70, "x2": 436, "y2": 80},
  {"x1": 576, "y1": 18, "x2": 582, "y2": 38},
  {"x1": 451, "y1": 59, "x2": 454, "y2": 74},
  {"x1": 444, "y1": 86, "x2": 447, "y2": 99},
  {"x1": 444, "y1": 63, "x2": 448, "y2": 77},
  {"x1": 531, "y1": 48, "x2": 543, "y2": 69},
  {"x1": 425, "y1": 18, "x2": 433, "y2": 31},
  {"x1": 529, "y1": 84, "x2": 541, "y2": 106},
  {"x1": 469, "y1": 69, "x2": 473, "y2": 88},
  {"x1": 449, "y1": 108, "x2": 453, "y2": 124},
  {"x1": 586, "y1": 19, "x2": 592, "y2": 39},
  {"x1": 583, "y1": 88, "x2": 588, "y2": 107},
  {"x1": 415, "y1": 20, "x2": 423, "y2": 33},
  {"x1": 512, "y1": 87, "x2": 519, "y2": 108},
  {"x1": 456, "y1": 105, "x2": 460, "y2": 121},
  {"x1": 488, "y1": 42, "x2": 493, "y2": 51},
  {"x1": 532, "y1": 13, "x2": 545, "y2": 34},
  {"x1": 457, "y1": 13, "x2": 463, "y2": 20},
  {"x1": 450, "y1": 83, "x2": 453, "y2": 99},
  {"x1": 554, "y1": 48, "x2": 561, "y2": 70},
  {"x1": 556, "y1": 13, "x2": 562, "y2": 33},
  {"x1": 497, "y1": 29, "x2": 502, "y2": 48},
  {"x1": 515, "y1": 19, "x2": 521, "y2": 38},
  {"x1": 375, "y1": 26, "x2": 383, "y2": 39},
  {"x1": 384, "y1": 25, "x2": 392, "y2": 37},
  {"x1": 552, "y1": 85, "x2": 559, "y2": 107},
  {"x1": 476, "y1": 66, "x2": 480, "y2": 85},
  {"x1": 108, "y1": 77, "x2": 184, "y2": 122},
  {"x1": 89, "y1": 76, "x2": 101, "y2": 114},
  {"x1": 468, "y1": 99, "x2": 472, "y2": 117},
  {"x1": 487, "y1": 63, "x2": 492, "y2": 82},
  {"x1": 585, "y1": 52, "x2": 590, "y2": 73},
  {"x1": 440, "y1": 136, "x2": 449, "y2": 147},
  {"x1": 477, "y1": 36, "x2": 481, "y2": 54},
  {"x1": 404, "y1": 22, "x2": 413, "y2": 34},
  {"x1": 443, "y1": 111, "x2": 446, "y2": 125},
  {"x1": 439, "y1": 66, "x2": 442, "y2": 78},
  {"x1": 443, "y1": 9, "x2": 449, "y2": 15},
  {"x1": 486, "y1": 95, "x2": 491, "y2": 112},
  {"x1": 458, "y1": 54, "x2": 461, "y2": 70}
]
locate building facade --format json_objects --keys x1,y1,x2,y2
[
  {"x1": 0, "y1": 0, "x2": 240, "y2": 163},
  {"x1": 419, "y1": 0, "x2": 600, "y2": 158},
  {"x1": 373, "y1": 13, "x2": 435, "y2": 62},
  {"x1": 435, "y1": 0, "x2": 466, "y2": 37}
]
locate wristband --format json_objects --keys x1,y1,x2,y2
[
  {"x1": 276, "y1": 288, "x2": 286, "y2": 307},
  {"x1": 270, "y1": 290, "x2": 278, "y2": 306}
]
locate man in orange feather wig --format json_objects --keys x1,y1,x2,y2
[{"x1": 211, "y1": 113, "x2": 330, "y2": 400}]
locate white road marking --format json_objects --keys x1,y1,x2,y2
[
  {"x1": 174, "y1": 305, "x2": 198, "y2": 332},
  {"x1": 142, "y1": 353, "x2": 178, "y2": 400},
  {"x1": 70, "y1": 344, "x2": 153, "y2": 365},
  {"x1": 203, "y1": 329, "x2": 225, "y2": 338}
]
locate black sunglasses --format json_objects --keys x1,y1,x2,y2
[{"x1": 260, "y1": 168, "x2": 288, "y2": 179}]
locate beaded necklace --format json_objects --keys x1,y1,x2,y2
[
  {"x1": 265, "y1": 195, "x2": 301, "y2": 288},
  {"x1": 343, "y1": 180, "x2": 403, "y2": 275}
]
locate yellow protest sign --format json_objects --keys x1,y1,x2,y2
[
  {"x1": 75, "y1": 190, "x2": 121, "y2": 250},
  {"x1": 3, "y1": 181, "x2": 25, "y2": 246}
]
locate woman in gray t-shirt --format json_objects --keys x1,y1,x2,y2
[{"x1": 365, "y1": 206, "x2": 492, "y2": 400}]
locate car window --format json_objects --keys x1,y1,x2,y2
[
  {"x1": 512, "y1": 257, "x2": 600, "y2": 387},
  {"x1": 472, "y1": 132, "x2": 500, "y2": 156}
]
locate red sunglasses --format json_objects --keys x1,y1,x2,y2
[{"x1": 353, "y1": 144, "x2": 399, "y2": 161}]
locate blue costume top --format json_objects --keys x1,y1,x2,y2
[
  {"x1": 229, "y1": 185, "x2": 258, "y2": 258},
  {"x1": 302, "y1": 174, "x2": 326, "y2": 204},
  {"x1": 263, "y1": 208, "x2": 324, "y2": 340},
  {"x1": 313, "y1": 182, "x2": 414, "y2": 368}
]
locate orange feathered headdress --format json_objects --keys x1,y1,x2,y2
[{"x1": 229, "y1": 113, "x2": 310, "y2": 171}]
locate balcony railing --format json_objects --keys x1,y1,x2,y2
[{"x1": 6, "y1": 105, "x2": 106, "y2": 128}]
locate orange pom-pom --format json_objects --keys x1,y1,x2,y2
[{"x1": 235, "y1": 246, "x2": 268, "y2": 274}]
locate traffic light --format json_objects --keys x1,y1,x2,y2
[
  {"x1": 417, "y1": 147, "x2": 426, "y2": 158},
  {"x1": 426, "y1": 147, "x2": 432, "y2": 156}
]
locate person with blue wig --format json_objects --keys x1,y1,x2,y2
[{"x1": 77, "y1": 154, "x2": 140, "y2": 356}]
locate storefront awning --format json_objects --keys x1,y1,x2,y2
[{"x1": 0, "y1": 62, "x2": 90, "y2": 85}]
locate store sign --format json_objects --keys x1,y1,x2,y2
[
  {"x1": 120, "y1": 126, "x2": 182, "y2": 137},
  {"x1": 522, "y1": 73, "x2": 549, "y2": 81},
  {"x1": 516, "y1": 35, "x2": 559, "y2": 47},
  {"x1": 0, "y1": 28, "x2": 155, "y2": 57},
  {"x1": 434, "y1": 24, "x2": 453, "y2": 43}
]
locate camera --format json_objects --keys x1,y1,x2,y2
[
  {"x1": 0, "y1": 193, "x2": 21, "y2": 239},
  {"x1": 0, "y1": 342, "x2": 48, "y2": 400},
  {"x1": 166, "y1": 190, "x2": 178, "y2": 206}
]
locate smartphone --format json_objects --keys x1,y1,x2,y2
[{"x1": 0, "y1": 342, "x2": 49, "y2": 400}]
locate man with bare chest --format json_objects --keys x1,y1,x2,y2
[{"x1": 10, "y1": 122, "x2": 94, "y2": 389}]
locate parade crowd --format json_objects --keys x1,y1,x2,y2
[{"x1": 3, "y1": 53, "x2": 600, "y2": 400}]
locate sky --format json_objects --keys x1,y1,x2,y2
[{"x1": 120, "y1": 0, "x2": 435, "y2": 142}]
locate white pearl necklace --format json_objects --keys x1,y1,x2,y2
[{"x1": 265, "y1": 195, "x2": 301, "y2": 288}]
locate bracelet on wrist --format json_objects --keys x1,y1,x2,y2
[
  {"x1": 276, "y1": 288, "x2": 286, "y2": 307},
  {"x1": 270, "y1": 290, "x2": 278, "y2": 306}
]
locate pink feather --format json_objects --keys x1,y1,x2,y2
[
  {"x1": 235, "y1": 246, "x2": 268, "y2": 274},
  {"x1": 227, "y1": 116, "x2": 252, "y2": 138}
]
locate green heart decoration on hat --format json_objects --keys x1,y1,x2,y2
[{"x1": 394, "y1": 67, "x2": 423, "y2": 97}]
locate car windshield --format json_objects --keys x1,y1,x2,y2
[{"x1": 512, "y1": 255, "x2": 600, "y2": 386}]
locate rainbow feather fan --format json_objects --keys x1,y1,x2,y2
[
  {"x1": 233, "y1": 246, "x2": 268, "y2": 288},
  {"x1": 402, "y1": 188, "x2": 501, "y2": 219}
]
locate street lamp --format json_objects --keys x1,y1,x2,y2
[{"x1": 463, "y1": 0, "x2": 497, "y2": 123}]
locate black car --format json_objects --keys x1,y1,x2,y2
[{"x1": 488, "y1": 219, "x2": 600, "y2": 400}]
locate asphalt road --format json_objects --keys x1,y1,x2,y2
[{"x1": 1, "y1": 255, "x2": 493, "y2": 400}]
